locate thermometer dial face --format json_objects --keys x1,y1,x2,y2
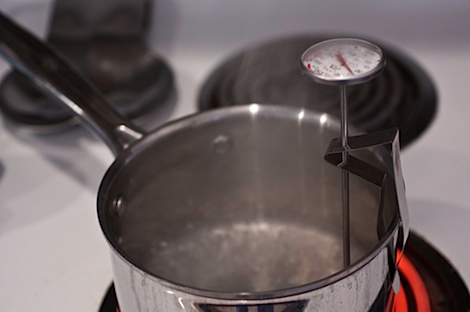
[{"x1": 300, "y1": 38, "x2": 385, "y2": 85}]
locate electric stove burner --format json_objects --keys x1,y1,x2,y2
[
  {"x1": 399, "y1": 232, "x2": 470, "y2": 311},
  {"x1": 0, "y1": 58, "x2": 175, "y2": 132},
  {"x1": 198, "y1": 35, "x2": 438, "y2": 148},
  {"x1": 98, "y1": 232, "x2": 470, "y2": 312},
  {"x1": 0, "y1": 0, "x2": 176, "y2": 133}
]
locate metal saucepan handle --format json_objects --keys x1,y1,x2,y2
[{"x1": 0, "y1": 12, "x2": 144, "y2": 156}]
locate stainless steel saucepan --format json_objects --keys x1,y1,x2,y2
[{"x1": 0, "y1": 12, "x2": 407, "y2": 312}]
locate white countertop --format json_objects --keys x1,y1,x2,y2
[{"x1": 0, "y1": 1, "x2": 469, "y2": 311}]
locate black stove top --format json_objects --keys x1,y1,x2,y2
[{"x1": 198, "y1": 35, "x2": 437, "y2": 148}]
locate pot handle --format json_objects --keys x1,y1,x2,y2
[{"x1": 0, "y1": 12, "x2": 144, "y2": 156}]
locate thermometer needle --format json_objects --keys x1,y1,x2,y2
[{"x1": 336, "y1": 53, "x2": 354, "y2": 75}]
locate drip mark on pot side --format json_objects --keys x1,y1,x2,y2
[
  {"x1": 114, "y1": 194, "x2": 127, "y2": 217},
  {"x1": 212, "y1": 135, "x2": 232, "y2": 154}
]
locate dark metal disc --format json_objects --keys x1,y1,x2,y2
[{"x1": 198, "y1": 35, "x2": 438, "y2": 148}]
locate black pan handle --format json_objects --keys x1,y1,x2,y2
[{"x1": 0, "y1": 11, "x2": 145, "y2": 156}]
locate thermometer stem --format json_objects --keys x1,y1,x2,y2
[
  {"x1": 340, "y1": 85, "x2": 351, "y2": 267},
  {"x1": 341, "y1": 85, "x2": 349, "y2": 146}
]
